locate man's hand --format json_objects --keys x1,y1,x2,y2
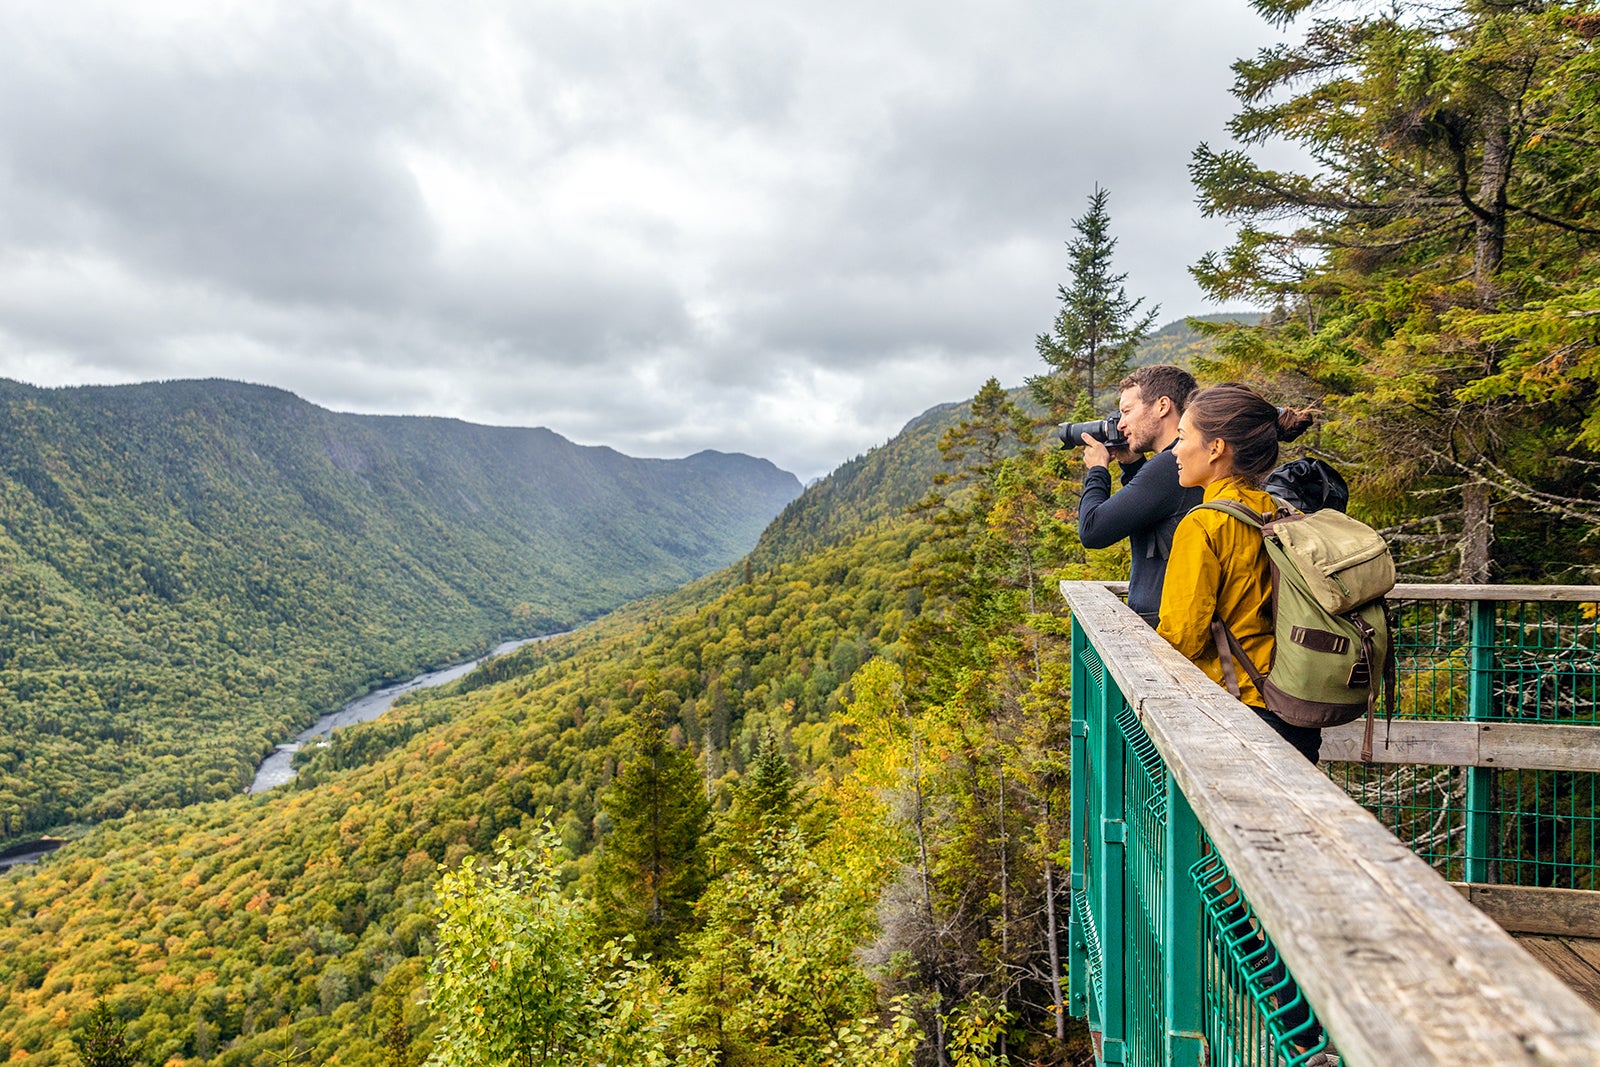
[
  {"x1": 1081, "y1": 434, "x2": 1111, "y2": 469},
  {"x1": 1109, "y1": 445, "x2": 1140, "y2": 465}
]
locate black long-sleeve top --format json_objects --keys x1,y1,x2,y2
[{"x1": 1077, "y1": 444, "x2": 1204, "y2": 624}]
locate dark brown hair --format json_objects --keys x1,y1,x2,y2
[
  {"x1": 1185, "y1": 383, "x2": 1314, "y2": 485},
  {"x1": 1119, "y1": 364, "x2": 1197, "y2": 412}
]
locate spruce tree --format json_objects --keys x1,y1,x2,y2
[
  {"x1": 72, "y1": 1000, "x2": 141, "y2": 1067},
  {"x1": 592, "y1": 676, "x2": 712, "y2": 959},
  {"x1": 1030, "y1": 185, "x2": 1159, "y2": 417}
]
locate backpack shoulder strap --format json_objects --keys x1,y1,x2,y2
[
  {"x1": 1195, "y1": 499, "x2": 1273, "y2": 706},
  {"x1": 1210, "y1": 616, "x2": 1268, "y2": 701},
  {"x1": 1194, "y1": 499, "x2": 1270, "y2": 528}
]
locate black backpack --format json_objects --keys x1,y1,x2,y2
[{"x1": 1263, "y1": 458, "x2": 1349, "y2": 515}]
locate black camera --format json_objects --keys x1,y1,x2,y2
[{"x1": 1057, "y1": 413, "x2": 1129, "y2": 450}]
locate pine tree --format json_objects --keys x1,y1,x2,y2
[
  {"x1": 714, "y1": 729, "x2": 806, "y2": 873},
  {"x1": 380, "y1": 1004, "x2": 411, "y2": 1067},
  {"x1": 893, "y1": 378, "x2": 1085, "y2": 1063},
  {"x1": 1030, "y1": 186, "x2": 1159, "y2": 416},
  {"x1": 593, "y1": 676, "x2": 713, "y2": 959}
]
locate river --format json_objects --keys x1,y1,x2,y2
[
  {"x1": 0, "y1": 839, "x2": 65, "y2": 873},
  {"x1": 246, "y1": 634, "x2": 558, "y2": 793}
]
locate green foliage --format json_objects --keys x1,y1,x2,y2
[
  {"x1": 816, "y1": 996, "x2": 923, "y2": 1067},
  {"x1": 861, "y1": 374, "x2": 1088, "y2": 1063},
  {"x1": 673, "y1": 827, "x2": 881, "y2": 1065},
  {"x1": 1189, "y1": 0, "x2": 1600, "y2": 581},
  {"x1": 0, "y1": 371, "x2": 1110, "y2": 1066},
  {"x1": 0, "y1": 377, "x2": 798, "y2": 844},
  {"x1": 0, "y1": 499, "x2": 927, "y2": 1065},
  {"x1": 425, "y1": 827, "x2": 669, "y2": 1067}
]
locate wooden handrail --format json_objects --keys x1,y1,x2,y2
[
  {"x1": 1392, "y1": 583, "x2": 1600, "y2": 602},
  {"x1": 1061, "y1": 580, "x2": 1600, "y2": 1066}
]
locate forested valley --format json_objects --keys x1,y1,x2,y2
[
  {"x1": 0, "y1": 377, "x2": 800, "y2": 842},
  {"x1": 8, "y1": 1, "x2": 1600, "y2": 1065}
]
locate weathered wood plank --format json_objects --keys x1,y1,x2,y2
[
  {"x1": 1321, "y1": 718, "x2": 1480, "y2": 766},
  {"x1": 1572, "y1": 939, "x2": 1600, "y2": 974},
  {"x1": 1321, "y1": 719, "x2": 1600, "y2": 771},
  {"x1": 1480, "y1": 721, "x2": 1600, "y2": 772},
  {"x1": 1451, "y1": 884, "x2": 1600, "y2": 938},
  {"x1": 1061, "y1": 580, "x2": 1600, "y2": 1066},
  {"x1": 1389, "y1": 584, "x2": 1600, "y2": 603},
  {"x1": 1520, "y1": 938, "x2": 1600, "y2": 1014}
]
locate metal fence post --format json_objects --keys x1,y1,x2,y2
[
  {"x1": 1098, "y1": 676, "x2": 1128, "y2": 1064},
  {"x1": 1465, "y1": 597, "x2": 1496, "y2": 884},
  {"x1": 1163, "y1": 784, "x2": 1206, "y2": 1067},
  {"x1": 1069, "y1": 618, "x2": 1090, "y2": 1025}
]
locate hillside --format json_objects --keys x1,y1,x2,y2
[
  {"x1": 747, "y1": 400, "x2": 963, "y2": 566},
  {"x1": 0, "y1": 378, "x2": 799, "y2": 841},
  {"x1": 0, "y1": 368, "x2": 1208, "y2": 1065},
  {"x1": 0, "y1": 514, "x2": 924, "y2": 1067},
  {"x1": 1131, "y1": 311, "x2": 1260, "y2": 368}
]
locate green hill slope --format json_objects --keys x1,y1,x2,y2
[
  {"x1": 748, "y1": 400, "x2": 963, "y2": 567},
  {"x1": 1132, "y1": 311, "x2": 1260, "y2": 368},
  {"x1": 0, "y1": 378, "x2": 799, "y2": 840},
  {"x1": 0, "y1": 369, "x2": 1097, "y2": 1064},
  {"x1": 0, "y1": 364, "x2": 943, "y2": 1065}
]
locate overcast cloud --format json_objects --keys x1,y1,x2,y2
[{"x1": 0, "y1": 1, "x2": 1284, "y2": 481}]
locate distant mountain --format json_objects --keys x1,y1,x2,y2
[{"x1": 0, "y1": 378, "x2": 799, "y2": 839}]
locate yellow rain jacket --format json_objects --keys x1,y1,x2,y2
[{"x1": 1156, "y1": 477, "x2": 1277, "y2": 708}]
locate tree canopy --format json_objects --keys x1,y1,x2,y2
[{"x1": 1191, "y1": 0, "x2": 1600, "y2": 580}]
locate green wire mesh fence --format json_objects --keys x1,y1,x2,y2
[
  {"x1": 1193, "y1": 849, "x2": 1333, "y2": 1067},
  {"x1": 1327, "y1": 595, "x2": 1600, "y2": 890}
]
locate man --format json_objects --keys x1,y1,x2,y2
[{"x1": 1076, "y1": 364, "x2": 1203, "y2": 625}]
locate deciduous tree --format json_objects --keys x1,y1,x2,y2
[{"x1": 425, "y1": 828, "x2": 668, "y2": 1067}]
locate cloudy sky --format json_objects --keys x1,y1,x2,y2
[{"x1": 0, "y1": 1, "x2": 1285, "y2": 482}]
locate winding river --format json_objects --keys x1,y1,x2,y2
[{"x1": 246, "y1": 634, "x2": 558, "y2": 794}]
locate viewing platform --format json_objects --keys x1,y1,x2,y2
[{"x1": 1062, "y1": 582, "x2": 1600, "y2": 1066}]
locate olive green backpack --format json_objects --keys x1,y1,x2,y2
[{"x1": 1199, "y1": 500, "x2": 1397, "y2": 761}]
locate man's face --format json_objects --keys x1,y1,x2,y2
[{"x1": 1116, "y1": 387, "x2": 1167, "y2": 454}]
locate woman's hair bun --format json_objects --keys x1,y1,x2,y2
[{"x1": 1277, "y1": 407, "x2": 1314, "y2": 443}]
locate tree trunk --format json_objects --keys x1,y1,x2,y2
[
  {"x1": 1044, "y1": 856, "x2": 1066, "y2": 1040},
  {"x1": 1460, "y1": 480, "x2": 1493, "y2": 583},
  {"x1": 911, "y1": 731, "x2": 950, "y2": 1067},
  {"x1": 1474, "y1": 117, "x2": 1512, "y2": 307}
]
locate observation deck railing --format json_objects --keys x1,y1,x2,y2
[{"x1": 1063, "y1": 581, "x2": 1600, "y2": 1067}]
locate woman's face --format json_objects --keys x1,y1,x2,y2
[{"x1": 1173, "y1": 410, "x2": 1224, "y2": 488}]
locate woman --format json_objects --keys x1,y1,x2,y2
[
  {"x1": 1159, "y1": 384, "x2": 1334, "y2": 1061},
  {"x1": 1156, "y1": 383, "x2": 1318, "y2": 761}
]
